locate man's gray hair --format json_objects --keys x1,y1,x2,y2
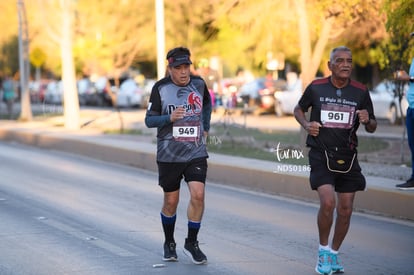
[{"x1": 330, "y1": 46, "x2": 352, "y2": 62}]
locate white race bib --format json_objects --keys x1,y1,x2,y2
[
  {"x1": 320, "y1": 104, "x2": 355, "y2": 129},
  {"x1": 172, "y1": 121, "x2": 200, "y2": 141}
]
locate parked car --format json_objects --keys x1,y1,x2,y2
[
  {"x1": 115, "y1": 78, "x2": 144, "y2": 108},
  {"x1": 84, "y1": 76, "x2": 113, "y2": 106},
  {"x1": 274, "y1": 72, "x2": 302, "y2": 116},
  {"x1": 369, "y1": 80, "x2": 408, "y2": 125},
  {"x1": 44, "y1": 80, "x2": 63, "y2": 104},
  {"x1": 77, "y1": 77, "x2": 92, "y2": 106},
  {"x1": 140, "y1": 79, "x2": 156, "y2": 109},
  {"x1": 238, "y1": 76, "x2": 287, "y2": 113}
]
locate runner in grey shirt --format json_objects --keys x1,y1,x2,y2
[
  {"x1": 146, "y1": 73, "x2": 211, "y2": 162},
  {"x1": 145, "y1": 47, "x2": 212, "y2": 264}
]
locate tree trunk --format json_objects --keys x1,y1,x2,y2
[
  {"x1": 295, "y1": 0, "x2": 334, "y2": 150},
  {"x1": 17, "y1": 0, "x2": 32, "y2": 121},
  {"x1": 296, "y1": 0, "x2": 311, "y2": 88},
  {"x1": 61, "y1": 0, "x2": 80, "y2": 130},
  {"x1": 295, "y1": 0, "x2": 311, "y2": 149}
]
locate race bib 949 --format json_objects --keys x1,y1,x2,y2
[
  {"x1": 172, "y1": 121, "x2": 200, "y2": 141},
  {"x1": 320, "y1": 104, "x2": 355, "y2": 129}
]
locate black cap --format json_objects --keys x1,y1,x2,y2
[{"x1": 166, "y1": 47, "x2": 192, "y2": 67}]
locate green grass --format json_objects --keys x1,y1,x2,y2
[
  {"x1": 357, "y1": 136, "x2": 389, "y2": 153},
  {"x1": 208, "y1": 123, "x2": 304, "y2": 164},
  {"x1": 210, "y1": 123, "x2": 300, "y2": 144},
  {"x1": 206, "y1": 123, "x2": 388, "y2": 164}
]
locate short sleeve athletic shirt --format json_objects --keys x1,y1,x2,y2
[
  {"x1": 146, "y1": 75, "x2": 212, "y2": 162},
  {"x1": 298, "y1": 77, "x2": 376, "y2": 149}
]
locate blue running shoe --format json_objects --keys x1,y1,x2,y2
[
  {"x1": 315, "y1": 250, "x2": 332, "y2": 275},
  {"x1": 330, "y1": 253, "x2": 344, "y2": 273}
]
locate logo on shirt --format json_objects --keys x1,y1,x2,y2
[
  {"x1": 167, "y1": 91, "x2": 202, "y2": 115},
  {"x1": 187, "y1": 92, "x2": 202, "y2": 114}
]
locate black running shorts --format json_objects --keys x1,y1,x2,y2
[
  {"x1": 157, "y1": 157, "x2": 208, "y2": 192},
  {"x1": 308, "y1": 148, "x2": 366, "y2": 192}
]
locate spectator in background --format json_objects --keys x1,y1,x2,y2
[
  {"x1": 395, "y1": 44, "x2": 414, "y2": 190},
  {"x1": 2, "y1": 75, "x2": 16, "y2": 119}
]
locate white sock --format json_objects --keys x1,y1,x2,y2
[
  {"x1": 330, "y1": 249, "x2": 338, "y2": 254},
  {"x1": 319, "y1": 244, "x2": 330, "y2": 251}
]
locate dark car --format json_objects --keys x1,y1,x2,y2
[
  {"x1": 77, "y1": 77, "x2": 92, "y2": 106},
  {"x1": 238, "y1": 77, "x2": 287, "y2": 113},
  {"x1": 84, "y1": 76, "x2": 113, "y2": 107}
]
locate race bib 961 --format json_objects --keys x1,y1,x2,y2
[{"x1": 320, "y1": 104, "x2": 355, "y2": 129}]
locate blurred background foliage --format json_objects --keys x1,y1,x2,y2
[{"x1": 0, "y1": 0, "x2": 413, "y2": 87}]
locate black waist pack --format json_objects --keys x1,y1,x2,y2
[{"x1": 324, "y1": 147, "x2": 356, "y2": 173}]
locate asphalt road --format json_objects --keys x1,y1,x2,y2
[{"x1": 0, "y1": 141, "x2": 413, "y2": 275}]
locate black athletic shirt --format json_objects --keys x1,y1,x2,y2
[
  {"x1": 298, "y1": 77, "x2": 376, "y2": 150},
  {"x1": 145, "y1": 75, "x2": 212, "y2": 162}
]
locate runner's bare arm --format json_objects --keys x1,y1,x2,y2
[{"x1": 294, "y1": 104, "x2": 322, "y2": 137}]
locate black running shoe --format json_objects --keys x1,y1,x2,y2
[
  {"x1": 183, "y1": 239, "x2": 207, "y2": 264},
  {"x1": 163, "y1": 241, "x2": 177, "y2": 261},
  {"x1": 396, "y1": 179, "x2": 414, "y2": 190}
]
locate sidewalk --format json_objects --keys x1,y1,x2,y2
[{"x1": 0, "y1": 111, "x2": 413, "y2": 221}]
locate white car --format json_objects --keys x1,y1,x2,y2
[
  {"x1": 141, "y1": 79, "x2": 156, "y2": 108},
  {"x1": 116, "y1": 78, "x2": 144, "y2": 108},
  {"x1": 274, "y1": 72, "x2": 302, "y2": 116},
  {"x1": 44, "y1": 80, "x2": 63, "y2": 104},
  {"x1": 369, "y1": 80, "x2": 408, "y2": 125}
]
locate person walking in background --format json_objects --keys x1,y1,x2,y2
[
  {"x1": 395, "y1": 35, "x2": 414, "y2": 189},
  {"x1": 145, "y1": 47, "x2": 212, "y2": 264},
  {"x1": 294, "y1": 46, "x2": 377, "y2": 274},
  {"x1": 2, "y1": 74, "x2": 16, "y2": 119}
]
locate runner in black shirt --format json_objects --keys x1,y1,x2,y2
[
  {"x1": 145, "y1": 47, "x2": 211, "y2": 264},
  {"x1": 294, "y1": 46, "x2": 377, "y2": 275}
]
